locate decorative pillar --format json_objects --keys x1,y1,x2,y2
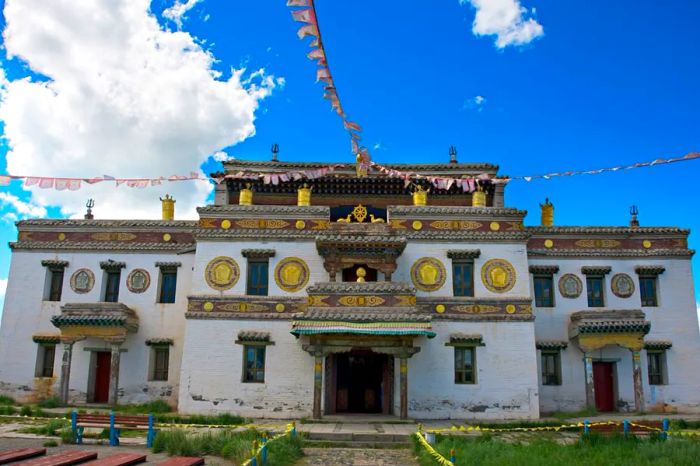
[
  {"x1": 399, "y1": 357, "x2": 408, "y2": 420},
  {"x1": 631, "y1": 350, "x2": 644, "y2": 413},
  {"x1": 108, "y1": 340, "x2": 123, "y2": 406},
  {"x1": 313, "y1": 355, "x2": 323, "y2": 419},
  {"x1": 59, "y1": 340, "x2": 76, "y2": 405},
  {"x1": 583, "y1": 352, "x2": 595, "y2": 409}
]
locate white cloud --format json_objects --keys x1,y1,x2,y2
[
  {"x1": 0, "y1": 192, "x2": 47, "y2": 219},
  {"x1": 0, "y1": 0, "x2": 281, "y2": 220},
  {"x1": 462, "y1": 95, "x2": 487, "y2": 111},
  {"x1": 163, "y1": 0, "x2": 203, "y2": 29},
  {"x1": 462, "y1": 0, "x2": 544, "y2": 48},
  {"x1": 212, "y1": 151, "x2": 233, "y2": 162}
]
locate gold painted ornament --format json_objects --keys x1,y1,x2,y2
[
  {"x1": 481, "y1": 259, "x2": 517, "y2": 293},
  {"x1": 70, "y1": 268, "x2": 95, "y2": 294},
  {"x1": 544, "y1": 239, "x2": 554, "y2": 248},
  {"x1": 410, "y1": 257, "x2": 446, "y2": 292},
  {"x1": 205, "y1": 256, "x2": 240, "y2": 291},
  {"x1": 435, "y1": 304, "x2": 446, "y2": 314},
  {"x1": 221, "y1": 219, "x2": 232, "y2": 230},
  {"x1": 275, "y1": 257, "x2": 310, "y2": 292},
  {"x1": 203, "y1": 302, "x2": 214, "y2": 312},
  {"x1": 490, "y1": 222, "x2": 500, "y2": 231},
  {"x1": 558, "y1": 274, "x2": 583, "y2": 298},
  {"x1": 611, "y1": 273, "x2": 635, "y2": 298}
]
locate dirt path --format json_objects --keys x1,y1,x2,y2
[{"x1": 296, "y1": 447, "x2": 420, "y2": 466}]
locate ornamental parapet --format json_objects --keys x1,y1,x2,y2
[
  {"x1": 417, "y1": 297, "x2": 534, "y2": 321},
  {"x1": 51, "y1": 303, "x2": 139, "y2": 339},
  {"x1": 197, "y1": 205, "x2": 331, "y2": 233},
  {"x1": 387, "y1": 206, "x2": 527, "y2": 238},
  {"x1": 569, "y1": 309, "x2": 650, "y2": 352},
  {"x1": 306, "y1": 281, "x2": 416, "y2": 310}
]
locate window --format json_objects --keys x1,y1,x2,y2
[
  {"x1": 47, "y1": 269, "x2": 64, "y2": 302},
  {"x1": 452, "y1": 261, "x2": 474, "y2": 297},
  {"x1": 159, "y1": 270, "x2": 178, "y2": 303},
  {"x1": 246, "y1": 261, "x2": 269, "y2": 296},
  {"x1": 151, "y1": 347, "x2": 170, "y2": 381},
  {"x1": 534, "y1": 276, "x2": 554, "y2": 307},
  {"x1": 586, "y1": 276, "x2": 605, "y2": 307},
  {"x1": 647, "y1": 351, "x2": 666, "y2": 385},
  {"x1": 243, "y1": 345, "x2": 266, "y2": 383},
  {"x1": 454, "y1": 347, "x2": 476, "y2": 384},
  {"x1": 35, "y1": 345, "x2": 56, "y2": 378},
  {"x1": 639, "y1": 276, "x2": 658, "y2": 307},
  {"x1": 104, "y1": 271, "x2": 121, "y2": 302},
  {"x1": 541, "y1": 351, "x2": 561, "y2": 385}
]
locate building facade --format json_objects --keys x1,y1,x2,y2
[{"x1": 0, "y1": 160, "x2": 698, "y2": 420}]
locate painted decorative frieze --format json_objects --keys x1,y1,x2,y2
[
  {"x1": 204, "y1": 256, "x2": 240, "y2": 291},
  {"x1": 481, "y1": 259, "x2": 516, "y2": 293}
]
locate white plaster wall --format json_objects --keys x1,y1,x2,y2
[
  {"x1": 404, "y1": 321, "x2": 539, "y2": 420},
  {"x1": 395, "y1": 242, "x2": 531, "y2": 298},
  {"x1": 530, "y1": 257, "x2": 700, "y2": 413},
  {"x1": 0, "y1": 250, "x2": 193, "y2": 406},
  {"x1": 191, "y1": 240, "x2": 327, "y2": 296},
  {"x1": 178, "y1": 319, "x2": 314, "y2": 418}
]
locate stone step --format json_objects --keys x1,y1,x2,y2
[
  {"x1": 306, "y1": 432, "x2": 411, "y2": 443},
  {"x1": 303, "y1": 440, "x2": 412, "y2": 450}
]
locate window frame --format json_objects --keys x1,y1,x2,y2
[
  {"x1": 541, "y1": 350, "x2": 562, "y2": 386},
  {"x1": 453, "y1": 346, "x2": 477, "y2": 385},
  {"x1": 246, "y1": 259, "x2": 269, "y2": 296},
  {"x1": 103, "y1": 271, "x2": 122, "y2": 303},
  {"x1": 533, "y1": 274, "x2": 555, "y2": 307},
  {"x1": 639, "y1": 275, "x2": 658, "y2": 307},
  {"x1": 150, "y1": 346, "x2": 170, "y2": 382},
  {"x1": 242, "y1": 345, "x2": 267, "y2": 383},
  {"x1": 47, "y1": 269, "x2": 65, "y2": 302},
  {"x1": 647, "y1": 350, "x2": 666, "y2": 385},
  {"x1": 452, "y1": 260, "x2": 475, "y2": 297},
  {"x1": 158, "y1": 270, "x2": 178, "y2": 304},
  {"x1": 586, "y1": 275, "x2": 605, "y2": 307},
  {"x1": 35, "y1": 344, "x2": 56, "y2": 378}
]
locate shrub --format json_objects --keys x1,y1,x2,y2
[
  {"x1": 20, "y1": 406, "x2": 33, "y2": 417},
  {"x1": 60, "y1": 427, "x2": 76, "y2": 444},
  {"x1": 0, "y1": 395, "x2": 15, "y2": 405},
  {"x1": 116, "y1": 400, "x2": 172, "y2": 414},
  {"x1": 37, "y1": 397, "x2": 61, "y2": 409},
  {"x1": 0, "y1": 406, "x2": 18, "y2": 415}
]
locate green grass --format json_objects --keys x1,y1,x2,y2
[
  {"x1": 37, "y1": 397, "x2": 62, "y2": 409},
  {"x1": 152, "y1": 428, "x2": 303, "y2": 466},
  {"x1": 548, "y1": 407, "x2": 599, "y2": 421},
  {"x1": 414, "y1": 433, "x2": 700, "y2": 466},
  {"x1": 19, "y1": 418, "x2": 70, "y2": 436},
  {"x1": 43, "y1": 440, "x2": 58, "y2": 448},
  {"x1": 0, "y1": 406, "x2": 18, "y2": 415},
  {"x1": 154, "y1": 412, "x2": 246, "y2": 426},
  {"x1": 114, "y1": 400, "x2": 173, "y2": 414},
  {"x1": 0, "y1": 395, "x2": 15, "y2": 405}
]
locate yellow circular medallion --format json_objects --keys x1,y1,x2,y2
[
  {"x1": 58, "y1": 233, "x2": 66, "y2": 241},
  {"x1": 204, "y1": 256, "x2": 240, "y2": 291},
  {"x1": 412, "y1": 220, "x2": 423, "y2": 230},
  {"x1": 490, "y1": 222, "x2": 500, "y2": 231},
  {"x1": 203, "y1": 302, "x2": 214, "y2": 312},
  {"x1": 642, "y1": 240, "x2": 652, "y2": 249},
  {"x1": 435, "y1": 304, "x2": 446, "y2": 314},
  {"x1": 544, "y1": 239, "x2": 554, "y2": 248},
  {"x1": 163, "y1": 233, "x2": 172, "y2": 242},
  {"x1": 410, "y1": 257, "x2": 447, "y2": 292},
  {"x1": 275, "y1": 257, "x2": 310, "y2": 292},
  {"x1": 221, "y1": 219, "x2": 232, "y2": 230},
  {"x1": 275, "y1": 303, "x2": 286, "y2": 313},
  {"x1": 481, "y1": 258, "x2": 517, "y2": 293},
  {"x1": 506, "y1": 304, "x2": 516, "y2": 314},
  {"x1": 239, "y1": 302, "x2": 248, "y2": 312},
  {"x1": 295, "y1": 220, "x2": 306, "y2": 230}
]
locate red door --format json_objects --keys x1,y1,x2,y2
[
  {"x1": 93, "y1": 352, "x2": 111, "y2": 403},
  {"x1": 593, "y1": 362, "x2": 615, "y2": 412}
]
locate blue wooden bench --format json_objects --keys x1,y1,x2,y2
[{"x1": 71, "y1": 411, "x2": 157, "y2": 447}]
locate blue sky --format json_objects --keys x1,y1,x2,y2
[{"x1": 0, "y1": 0, "x2": 699, "y2": 310}]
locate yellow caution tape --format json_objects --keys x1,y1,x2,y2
[
  {"x1": 414, "y1": 432, "x2": 454, "y2": 466},
  {"x1": 241, "y1": 423, "x2": 295, "y2": 466}
]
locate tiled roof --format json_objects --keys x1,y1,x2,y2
[
  {"x1": 389, "y1": 206, "x2": 525, "y2": 217},
  {"x1": 528, "y1": 248, "x2": 694, "y2": 258},
  {"x1": 581, "y1": 266, "x2": 612, "y2": 275},
  {"x1": 536, "y1": 340, "x2": 568, "y2": 350},
  {"x1": 297, "y1": 309, "x2": 430, "y2": 323},
  {"x1": 306, "y1": 281, "x2": 416, "y2": 295},
  {"x1": 155, "y1": 262, "x2": 182, "y2": 269},
  {"x1": 291, "y1": 320, "x2": 435, "y2": 338},
  {"x1": 53, "y1": 303, "x2": 139, "y2": 332},
  {"x1": 529, "y1": 265, "x2": 560, "y2": 275},
  {"x1": 447, "y1": 249, "x2": 481, "y2": 260},
  {"x1": 41, "y1": 260, "x2": 69, "y2": 268},
  {"x1": 17, "y1": 219, "x2": 197, "y2": 228},
  {"x1": 237, "y1": 331, "x2": 272, "y2": 342},
  {"x1": 32, "y1": 333, "x2": 61, "y2": 344},
  {"x1": 100, "y1": 260, "x2": 126, "y2": 270},
  {"x1": 644, "y1": 340, "x2": 672, "y2": 350},
  {"x1": 11, "y1": 241, "x2": 197, "y2": 251},
  {"x1": 528, "y1": 226, "x2": 689, "y2": 235},
  {"x1": 570, "y1": 310, "x2": 650, "y2": 335},
  {"x1": 241, "y1": 249, "x2": 276, "y2": 259},
  {"x1": 145, "y1": 338, "x2": 174, "y2": 346},
  {"x1": 448, "y1": 333, "x2": 484, "y2": 345},
  {"x1": 634, "y1": 266, "x2": 666, "y2": 276}
]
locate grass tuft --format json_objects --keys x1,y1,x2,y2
[
  {"x1": 114, "y1": 400, "x2": 173, "y2": 414},
  {"x1": 0, "y1": 395, "x2": 15, "y2": 405},
  {"x1": 19, "y1": 418, "x2": 69, "y2": 436},
  {"x1": 37, "y1": 397, "x2": 62, "y2": 409}
]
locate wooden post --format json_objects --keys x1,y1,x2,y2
[
  {"x1": 400, "y1": 357, "x2": 408, "y2": 420},
  {"x1": 108, "y1": 340, "x2": 123, "y2": 406},
  {"x1": 313, "y1": 355, "x2": 323, "y2": 419},
  {"x1": 583, "y1": 352, "x2": 595, "y2": 410},
  {"x1": 631, "y1": 350, "x2": 644, "y2": 413},
  {"x1": 59, "y1": 340, "x2": 75, "y2": 405}
]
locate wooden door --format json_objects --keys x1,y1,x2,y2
[
  {"x1": 93, "y1": 352, "x2": 111, "y2": 403},
  {"x1": 593, "y1": 362, "x2": 615, "y2": 412}
]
